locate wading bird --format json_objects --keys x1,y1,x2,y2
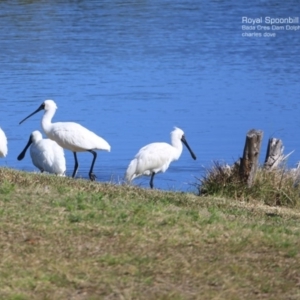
[
  {"x1": 19, "y1": 100, "x2": 111, "y2": 181},
  {"x1": 125, "y1": 127, "x2": 196, "y2": 189},
  {"x1": 0, "y1": 127, "x2": 8, "y2": 158},
  {"x1": 17, "y1": 130, "x2": 66, "y2": 175}
]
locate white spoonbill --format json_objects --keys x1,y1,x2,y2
[
  {"x1": 19, "y1": 100, "x2": 111, "y2": 181},
  {"x1": 125, "y1": 127, "x2": 196, "y2": 189},
  {"x1": 17, "y1": 130, "x2": 66, "y2": 175},
  {"x1": 0, "y1": 127, "x2": 8, "y2": 158}
]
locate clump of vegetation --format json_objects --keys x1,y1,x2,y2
[{"x1": 198, "y1": 161, "x2": 300, "y2": 207}]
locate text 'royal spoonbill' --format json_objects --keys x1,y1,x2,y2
[
  {"x1": 17, "y1": 130, "x2": 66, "y2": 175},
  {"x1": 125, "y1": 127, "x2": 197, "y2": 189},
  {"x1": 0, "y1": 127, "x2": 8, "y2": 158},
  {"x1": 19, "y1": 100, "x2": 111, "y2": 181}
]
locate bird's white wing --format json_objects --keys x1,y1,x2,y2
[
  {"x1": 30, "y1": 143, "x2": 46, "y2": 171},
  {"x1": 42, "y1": 140, "x2": 66, "y2": 174},
  {"x1": 48, "y1": 122, "x2": 110, "y2": 152},
  {"x1": 135, "y1": 142, "x2": 174, "y2": 174},
  {"x1": 0, "y1": 128, "x2": 8, "y2": 157}
]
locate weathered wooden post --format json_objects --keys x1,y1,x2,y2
[
  {"x1": 264, "y1": 138, "x2": 284, "y2": 170},
  {"x1": 239, "y1": 129, "x2": 263, "y2": 187},
  {"x1": 264, "y1": 138, "x2": 293, "y2": 170}
]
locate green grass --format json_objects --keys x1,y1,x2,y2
[{"x1": 0, "y1": 167, "x2": 300, "y2": 299}]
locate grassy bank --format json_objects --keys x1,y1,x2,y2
[{"x1": 0, "y1": 168, "x2": 300, "y2": 300}]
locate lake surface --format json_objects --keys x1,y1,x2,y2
[{"x1": 0, "y1": 1, "x2": 300, "y2": 192}]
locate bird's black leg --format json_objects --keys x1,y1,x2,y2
[
  {"x1": 150, "y1": 172, "x2": 155, "y2": 189},
  {"x1": 72, "y1": 152, "x2": 79, "y2": 178},
  {"x1": 88, "y1": 150, "x2": 97, "y2": 181}
]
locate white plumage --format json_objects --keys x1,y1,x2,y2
[
  {"x1": 125, "y1": 127, "x2": 196, "y2": 188},
  {"x1": 17, "y1": 130, "x2": 66, "y2": 175},
  {"x1": 20, "y1": 100, "x2": 110, "y2": 180},
  {"x1": 0, "y1": 127, "x2": 8, "y2": 158}
]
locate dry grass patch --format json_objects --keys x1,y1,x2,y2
[{"x1": 198, "y1": 161, "x2": 300, "y2": 207}]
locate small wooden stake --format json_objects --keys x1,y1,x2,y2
[
  {"x1": 264, "y1": 138, "x2": 294, "y2": 170},
  {"x1": 264, "y1": 138, "x2": 283, "y2": 170},
  {"x1": 239, "y1": 129, "x2": 263, "y2": 187}
]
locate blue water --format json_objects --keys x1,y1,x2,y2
[{"x1": 0, "y1": 1, "x2": 300, "y2": 191}]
